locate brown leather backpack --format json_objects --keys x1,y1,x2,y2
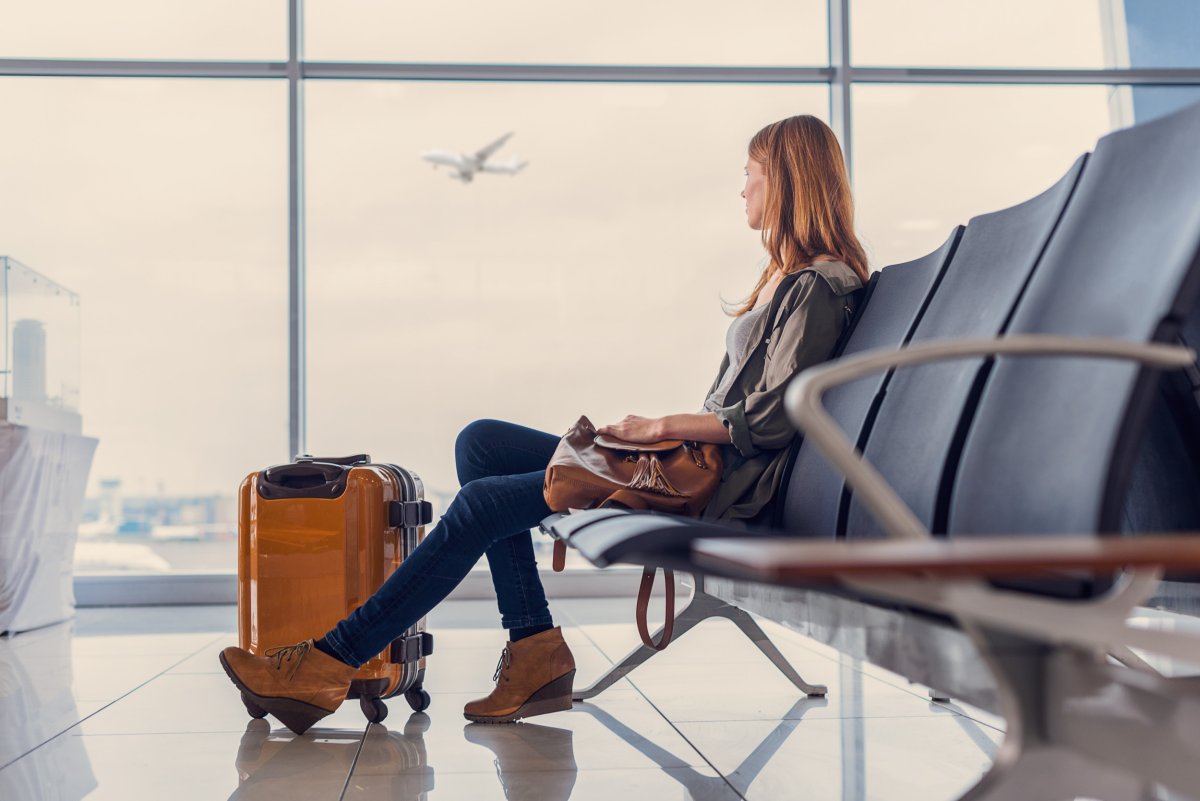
[{"x1": 543, "y1": 415, "x2": 723, "y2": 650}]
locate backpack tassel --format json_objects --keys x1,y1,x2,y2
[{"x1": 627, "y1": 454, "x2": 687, "y2": 497}]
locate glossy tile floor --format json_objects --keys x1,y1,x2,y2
[{"x1": 0, "y1": 599, "x2": 1002, "y2": 800}]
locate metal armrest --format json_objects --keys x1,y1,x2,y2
[{"x1": 783, "y1": 334, "x2": 1195, "y2": 541}]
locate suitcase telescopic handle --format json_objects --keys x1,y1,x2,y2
[{"x1": 295, "y1": 454, "x2": 371, "y2": 466}]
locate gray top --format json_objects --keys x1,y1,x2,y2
[{"x1": 703, "y1": 304, "x2": 771, "y2": 412}]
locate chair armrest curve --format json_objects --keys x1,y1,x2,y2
[{"x1": 784, "y1": 335, "x2": 1195, "y2": 542}]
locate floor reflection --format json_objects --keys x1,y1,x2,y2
[
  {"x1": 231, "y1": 715, "x2": 434, "y2": 800},
  {"x1": 0, "y1": 602, "x2": 1009, "y2": 800},
  {"x1": 0, "y1": 623, "x2": 97, "y2": 799},
  {"x1": 934, "y1": 702, "x2": 1002, "y2": 760},
  {"x1": 464, "y1": 722, "x2": 577, "y2": 800},
  {"x1": 577, "y1": 694, "x2": 828, "y2": 801}
]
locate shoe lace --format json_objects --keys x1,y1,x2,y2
[
  {"x1": 492, "y1": 646, "x2": 512, "y2": 682},
  {"x1": 265, "y1": 641, "x2": 311, "y2": 680}
]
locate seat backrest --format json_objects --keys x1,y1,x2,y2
[
  {"x1": 948, "y1": 99, "x2": 1200, "y2": 538},
  {"x1": 1122, "y1": 359, "x2": 1200, "y2": 535},
  {"x1": 778, "y1": 228, "x2": 961, "y2": 537},
  {"x1": 844, "y1": 157, "x2": 1087, "y2": 539},
  {"x1": 1130, "y1": 304, "x2": 1200, "y2": 593}
]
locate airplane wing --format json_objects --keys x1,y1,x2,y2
[
  {"x1": 422, "y1": 151, "x2": 463, "y2": 168},
  {"x1": 473, "y1": 132, "x2": 513, "y2": 163}
]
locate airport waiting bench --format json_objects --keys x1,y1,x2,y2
[{"x1": 543, "y1": 99, "x2": 1200, "y2": 801}]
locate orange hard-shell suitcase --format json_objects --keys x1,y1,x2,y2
[{"x1": 237, "y1": 454, "x2": 434, "y2": 723}]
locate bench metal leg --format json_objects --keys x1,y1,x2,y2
[
  {"x1": 955, "y1": 624, "x2": 1200, "y2": 801},
  {"x1": 572, "y1": 584, "x2": 827, "y2": 702},
  {"x1": 723, "y1": 597, "x2": 828, "y2": 697},
  {"x1": 1108, "y1": 642, "x2": 1163, "y2": 676}
]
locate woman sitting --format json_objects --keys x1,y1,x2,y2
[{"x1": 219, "y1": 114, "x2": 869, "y2": 732}]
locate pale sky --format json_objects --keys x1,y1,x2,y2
[{"x1": 0, "y1": 1, "x2": 1185, "y2": 518}]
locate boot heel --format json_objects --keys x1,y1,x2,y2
[
  {"x1": 268, "y1": 698, "x2": 333, "y2": 736},
  {"x1": 515, "y1": 670, "x2": 576, "y2": 720}
]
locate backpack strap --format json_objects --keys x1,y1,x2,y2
[{"x1": 636, "y1": 567, "x2": 676, "y2": 651}]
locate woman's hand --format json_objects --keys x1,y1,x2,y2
[
  {"x1": 599, "y1": 413, "x2": 730, "y2": 445},
  {"x1": 597, "y1": 415, "x2": 665, "y2": 443}
]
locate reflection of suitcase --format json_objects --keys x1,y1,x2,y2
[
  {"x1": 237, "y1": 454, "x2": 435, "y2": 723},
  {"x1": 234, "y1": 715, "x2": 434, "y2": 799}
]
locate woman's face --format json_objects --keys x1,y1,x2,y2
[{"x1": 741, "y1": 158, "x2": 767, "y2": 230}]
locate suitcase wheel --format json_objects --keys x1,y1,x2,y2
[
  {"x1": 405, "y1": 687, "x2": 432, "y2": 713},
  {"x1": 241, "y1": 692, "x2": 268, "y2": 720},
  {"x1": 360, "y1": 696, "x2": 389, "y2": 724}
]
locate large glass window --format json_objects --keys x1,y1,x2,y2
[
  {"x1": 0, "y1": 78, "x2": 288, "y2": 572},
  {"x1": 304, "y1": 1, "x2": 828, "y2": 66},
  {"x1": 852, "y1": 0, "x2": 1200, "y2": 70},
  {"x1": 304, "y1": 82, "x2": 825, "y2": 567},
  {"x1": 1, "y1": 1, "x2": 1197, "y2": 587},
  {"x1": 0, "y1": 0, "x2": 284, "y2": 60},
  {"x1": 852, "y1": 84, "x2": 1200, "y2": 269},
  {"x1": 851, "y1": 0, "x2": 1111, "y2": 69}
]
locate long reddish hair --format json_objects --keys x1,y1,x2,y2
[{"x1": 733, "y1": 115, "x2": 869, "y2": 316}]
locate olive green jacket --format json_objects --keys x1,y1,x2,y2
[{"x1": 702, "y1": 260, "x2": 863, "y2": 523}]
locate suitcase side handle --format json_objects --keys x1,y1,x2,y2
[
  {"x1": 258, "y1": 462, "x2": 350, "y2": 500},
  {"x1": 389, "y1": 632, "x2": 434, "y2": 664},
  {"x1": 389, "y1": 500, "x2": 433, "y2": 529}
]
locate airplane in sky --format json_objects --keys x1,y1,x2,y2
[{"x1": 420, "y1": 132, "x2": 528, "y2": 183}]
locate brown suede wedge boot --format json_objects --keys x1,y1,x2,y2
[
  {"x1": 219, "y1": 640, "x2": 358, "y2": 735},
  {"x1": 464, "y1": 627, "x2": 576, "y2": 724}
]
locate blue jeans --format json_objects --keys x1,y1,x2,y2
[{"x1": 322, "y1": 419, "x2": 560, "y2": 668}]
